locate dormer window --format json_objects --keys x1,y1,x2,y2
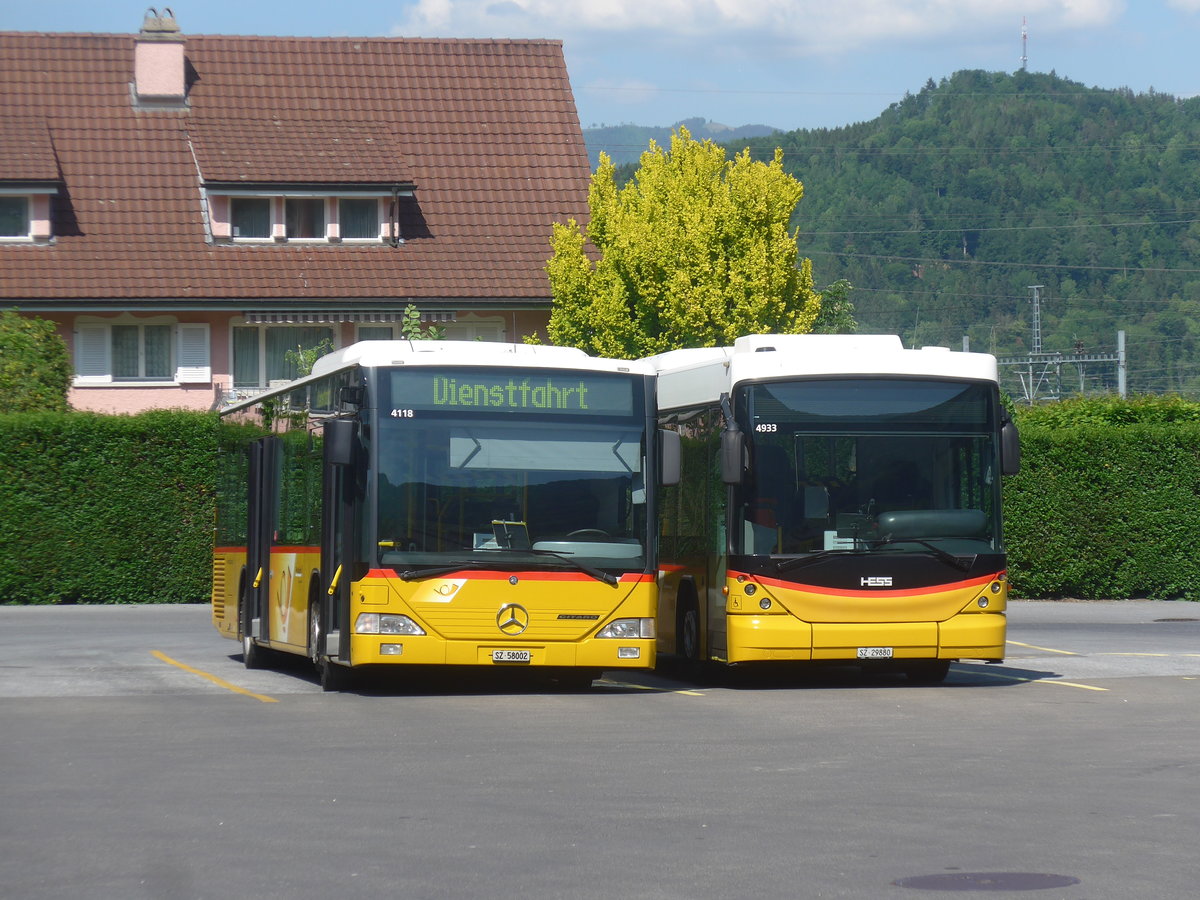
[
  {"x1": 0, "y1": 186, "x2": 56, "y2": 242},
  {"x1": 230, "y1": 197, "x2": 270, "y2": 239},
  {"x1": 285, "y1": 198, "x2": 324, "y2": 239},
  {"x1": 339, "y1": 198, "x2": 378, "y2": 240},
  {"x1": 0, "y1": 196, "x2": 28, "y2": 237},
  {"x1": 210, "y1": 189, "x2": 410, "y2": 244}
]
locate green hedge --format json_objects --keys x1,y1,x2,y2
[
  {"x1": 0, "y1": 411, "x2": 219, "y2": 604},
  {"x1": 1004, "y1": 422, "x2": 1200, "y2": 600},
  {"x1": 4, "y1": 399, "x2": 1200, "y2": 603}
]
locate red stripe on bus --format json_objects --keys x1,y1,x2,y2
[
  {"x1": 213, "y1": 546, "x2": 319, "y2": 554},
  {"x1": 366, "y1": 569, "x2": 653, "y2": 583},
  {"x1": 737, "y1": 569, "x2": 1002, "y2": 599}
]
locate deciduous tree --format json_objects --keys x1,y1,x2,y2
[
  {"x1": 545, "y1": 127, "x2": 822, "y2": 356},
  {"x1": 0, "y1": 309, "x2": 72, "y2": 412}
]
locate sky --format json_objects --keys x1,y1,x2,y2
[{"x1": 6, "y1": 1, "x2": 1200, "y2": 133}]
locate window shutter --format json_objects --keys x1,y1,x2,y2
[
  {"x1": 75, "y1": 324, "x2": 112, "y2": 384},
  {"x1": 176, "y1": 323, "x2": 211, "y2": 383}
]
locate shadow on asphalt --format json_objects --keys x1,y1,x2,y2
[{"x1": 230, "y1": 651, "x2": 1065, "y2": 696}]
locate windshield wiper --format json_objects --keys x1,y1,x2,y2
[
  {"x1": 523, "y1": 547, "x2": 619, "y2": 587},
  {"x1": 397, "y1": 561, "x2": 493, "y2": 581},
  {"x1": 397, "y1": 549, "x2": 619, "y2": 587},
  {"x1": 872, "y1": 539, "x2": 976, "y2": 573},
  {"x1": 775, "y1": 549, "x2": 856, "y2": 574}
]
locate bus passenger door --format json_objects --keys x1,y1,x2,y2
[
  {"x1": 243, "y1": 437, "x2": 279, "y2": 646},
  {"x1": 318, "y1": 418, "x2": 358, "y2": 664}
]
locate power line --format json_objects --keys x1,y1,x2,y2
[
  {"x1": 806, "y1": 248, "x2": 1200, "y2": 275},
  {"x1": 804, "y1": 217, "x2": 1200, "y2": 237}
]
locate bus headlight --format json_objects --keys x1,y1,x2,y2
[
  {"x1": 355, "y1": 613, "x2": 426, "y2": 636},
  {"x1": 597, "y1": 618, "x2": 655, "y2": 639}
]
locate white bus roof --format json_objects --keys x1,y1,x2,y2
[
  {"x1": 648, "y1": 334, "x2": 1000, "y2": 412},
  {"x1": 310, "y1": 340, "x2": 653, "y2": 378},
  {"x1": 223, "y1": 341, "x2": 652, "y2": 414}
]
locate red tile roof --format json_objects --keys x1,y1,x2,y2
[{"x1": 0, "y1": 31, "x2": 590, "y2": 305}]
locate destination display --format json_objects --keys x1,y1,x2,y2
[{"x1": 386, "y1": 368, "x2": 637, "y2": 416}]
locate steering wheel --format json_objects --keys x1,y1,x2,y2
[{"x1": 567, "y1": 528, "x2": 610, "y2": 537}]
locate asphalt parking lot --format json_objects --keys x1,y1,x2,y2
[{"x1": 1, "y1": 600, "x2": 1197, "y2": 899}]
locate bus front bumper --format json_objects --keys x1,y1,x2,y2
[
  {"x1": 725, "y1": 612, "x2": 1006, "y2": 664},
  {"x1": 350, "y1": 634, "x2": 656, "y2": 669}
]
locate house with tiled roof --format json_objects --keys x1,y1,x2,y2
[{"x1": 0, "y1": 11, "x2": 590, "y2": 412}]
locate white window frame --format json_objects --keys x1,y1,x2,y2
[
  {"x1": 230, "y1": 321, "x2": 337, "y2": 390},
  {"x1": 355, "y1": 324, "x2": 395, "y2": 341},
  {"x1": 284, "y1": 197, "x2": 327, "y2": 241},
  {"x1": 337, "y1": 197, "x2": 384, "y2": 242},
  {"x1": 442, "y1": 314, "x2": 506, "y2": 343},
  {"x1": 212, "y1": 191, "x2": 391, "y2": 244},
  {"x1": 0, "y1": 189, "x2": 54, "y2": 242},
  {"x1": 74, "y1": 317, "x2": 210, "y2": 386},
  {"x1": 229, "y1": 196, "x2": 273, "y2": 241},
  {"x1": 0, "y1": 194, "x2": 31, "y2": 240}
]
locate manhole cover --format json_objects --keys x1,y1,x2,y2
[{"x1": 893, "y1": 872, "x2": 1080, "y2": 891}]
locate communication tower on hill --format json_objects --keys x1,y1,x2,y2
[{"x1": 1020, "y1": 17, "x2": 1028, "y2": 71}]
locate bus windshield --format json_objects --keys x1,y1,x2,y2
[
  {"x1": 374, "y1": 368, "x2": 649, "y2": 573},
  {"x1": 736, "y1": 378, "x2": 1002, "y2": 557}
]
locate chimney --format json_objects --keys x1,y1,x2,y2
[{"x1": 134, "y1": 8, "x2": 187, "y2": 107}]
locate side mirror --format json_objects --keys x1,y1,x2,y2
[
  {"x1": 1001, "y1": 418, "x2": 1021, "y2": 476},
  {"x1": 659, "y1": 429, "x2": 681, "y2": 486},
  {"x1": 721, "y1": 429, "x2": 744, "y2": 485},
  {"x1": 339, "y1": 385, "x2": 364, "y2": 409},
  {"x1": 324, "y1": 418, "x2": 358, "y2": 467}
]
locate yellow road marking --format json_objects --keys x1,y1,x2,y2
[
  {"x1": 597, "y1": 678, "x2": 704, "y2": 696},
  {"x1": 1007, "y1": 640, "x2": 1079, "y2": 655},
  {"x1": 970, "y1": 669, "x2": 1108, "y2": 691},
  {"x1": 151, "y1": 650, "x2": 278, "y2": 703}
]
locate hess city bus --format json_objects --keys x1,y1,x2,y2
[
  {"x1": 649, "y1": 334, "x2": 1020, "y2": 682},
  {"x1": 212, "y1": 341, "x2": 680, "y2": 690}
]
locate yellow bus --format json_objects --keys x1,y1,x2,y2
[
  {"x1": 649, "y1": 334, "x2": 1020, "y2": 683},
  {"x1": 212, "y1": 341, "x2": 679, "y2": 690}
]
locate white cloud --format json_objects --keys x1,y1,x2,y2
[
  {"x1": 391, "y1": 0, "x2": 1126, "y2": 53},
  {"x1": 1167, "y1": 0, "x2": 1200, "y2": 13}
]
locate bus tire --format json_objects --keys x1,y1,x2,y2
[
  {"x1": 242, "y1": 633, "x2": 266, "y2": 669},
  {"x1": 905, "y1": 660, "x2": 951, "y2": 684},
  {"x1": 307, "y1": 595, "x2": 322, "y2": 668},
  {"x1": 678, "y1": 587, "x2": 701, "y2": 663},
  {"x1": 318, "y1": 659, "x2": 353, "y2": 692}
]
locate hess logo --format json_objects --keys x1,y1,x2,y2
[{"x1": 860, "y1": 576, "x2": 893, "y2": 588}]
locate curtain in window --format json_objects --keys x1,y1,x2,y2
[
  {"x1": 112, "y1": 325, "x2": 140, "y2": 378},
  {"x1": 0, "y1": 197, "x2": 28, "y2": 237},
  {"x1": 340, "y1": 199, "x2": 377, "y2": 240},
  {"x1": 232, "y1": 326, "x2": 260, "y2": 388},
  {"x1": 144, "y1": 325, "x2": 171, "y2": 378},
  {"x1": 231, "y1": 198, "x2": 270, "y2": 238},
  {"x1": 285, "y1": 199, "x2": 324, "y2": 239}
]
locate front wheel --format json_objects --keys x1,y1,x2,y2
[
  {"x1": 309, "y1": 600, "x2": 352, "y2": 691},
  {"x1": 242, "y1": 633, "x2": 266, "y2": 669}
]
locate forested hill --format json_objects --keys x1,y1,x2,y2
[
  {"x1": 584, "y1": 117, "x2": 779, "y2": 168},
  {"x1": 736, "y1": 70, "x2": 1200, "y2": 397}
]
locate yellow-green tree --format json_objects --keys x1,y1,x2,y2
[{"x1": 545, "y1": 127, "x2": 822, "y2": 356}]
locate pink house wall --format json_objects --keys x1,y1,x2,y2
[{"x1": 51, "y1": 312, "x2": 234, "y2": 414}]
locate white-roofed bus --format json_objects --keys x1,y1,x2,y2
[
  {"x1": 648, "y1": 334, "x2": 1019, "y2": 683},
  {"x1": 212, "y1": 341, "x2": 680, "y2": 690}
]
